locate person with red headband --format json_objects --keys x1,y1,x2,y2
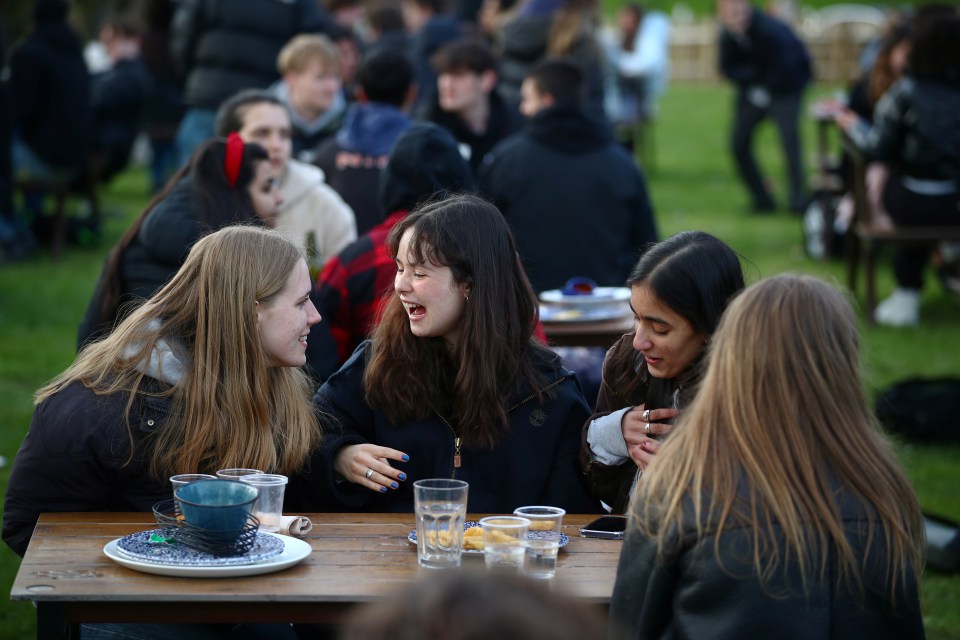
[{"x1": 76, "y1": 135, "x2": 282, "y2": 348}]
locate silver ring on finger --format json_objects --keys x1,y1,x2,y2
[
  {"x1": 364, "y1": 468, "x2": 375, "y2": 480},
  {"x1": 642, "y1": 409, "x2": 650, "y2": 421},
  {"x1": 644, "y1": 422, "x2": 651, "y2": 435}
]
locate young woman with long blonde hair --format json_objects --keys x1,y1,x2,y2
[
  {"x1": 610, "y1": 274, "x2": 925, "y2": 638},
  {"x1": 4, "y1": 226, "x2": 322, "y2": 558}
]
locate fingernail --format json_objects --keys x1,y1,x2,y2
[
  {"x1": 398, "y1": 473, "x2": 407, "y2": 481},
  {"x1": 379, "y1": 486, "x2": 387, "y2": 493},
  {"x1": 402, "y1": 454, "x2": 410, "y2": 461},
  {"x1": 391, "y1": 482, "x2": 399, "y2": 489}
]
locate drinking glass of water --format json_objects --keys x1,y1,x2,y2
[{"x1": 413, "y1": 479, "x2": 469, "y2": 569}]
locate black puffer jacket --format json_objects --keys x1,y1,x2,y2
[
  {"x1": 846, "y1": 75, "x2": 960, "y2": 182},
  {"x1": 9, "y1": 21, "x2": 92, "y2": 169},
  {"x1": 2, "y1": 380, "x2": 173, "y2": 557},
  {"x1": 609, "y1": 485, "x2": 925, "y2": 639},
  {"x1": 478, "y1": 102, "x2": 657, "y2": 293},
  {"x1": 3, "y1": 376, "x2": 333, "y2": 556},
  {"x1": 171, "y1": 0, "x2": 338, "y2": 110}
]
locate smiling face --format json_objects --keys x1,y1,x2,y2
[
  {"x1": 237, "y1": 102, "x2": 292, "y2": 174},
  {"x1": 630, "y1": 283, "x2": 706, "y2": 380},
  {"x1": 247, "y1": 160, "x2": 283, "y2": 227},
  {"x1": 256, "y1": 259, "x2": 321, "y2": 367},
  {"x1": 394, "y1": 228, "x2": 469, "y2": 347}
]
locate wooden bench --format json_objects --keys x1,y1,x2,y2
[
  {"x1": 14, "y1": 157, "x2": 102, "y2": 261},
  {"x1": 842, "y1": 136, "x2": 960, "y2": 323}
]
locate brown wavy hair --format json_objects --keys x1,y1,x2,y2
[
  {"x1": 633, "y1": 274, "x2": 924, "y2": 600},
  {"x1": 38, "y1": 226, "x2": 320, "y2": 479},
  {"x1": 363, "y1": 194, "x2": 554, "y2": 449}
]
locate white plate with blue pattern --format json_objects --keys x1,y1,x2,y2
[{"x1": 104, "y1": 530, "x2": 311, "y2": 577}]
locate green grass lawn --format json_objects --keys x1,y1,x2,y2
[{"x1": 1, "y1": 83, "x2": 959, "y2": 638}]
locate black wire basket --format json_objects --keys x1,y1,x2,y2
[{"x1": 152, "y1": 499, "x2": 260, "y2": 557}]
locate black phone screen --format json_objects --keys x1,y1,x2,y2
[{"x1": 582, "y1": 515, "x2": 628, "y2": 533}]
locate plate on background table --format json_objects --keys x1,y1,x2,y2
[
  {"x1": 408, "y1": 521, "x2": 569, "y2": 555},
  {"x1": 103, "y1": 531, "x2": 311, "y2": 577},
  {"x1": 539, "y1": 287, "x2": 631, "y2": 306},
  {"x1": 540, "y1": 305, "x2": 632, "y2": 323}
]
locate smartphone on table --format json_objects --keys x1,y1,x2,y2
[{"x1": 579, "y1": 515, "x2": 628, "y2": 540}]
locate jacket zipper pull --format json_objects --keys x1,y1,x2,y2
[{"x1": 453, "y1": 437, "x2": 462, "y2": 469}]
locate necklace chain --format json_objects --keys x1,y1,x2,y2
[{"x1": 434, "y1": 410, "x2": 462, "y2": 470}]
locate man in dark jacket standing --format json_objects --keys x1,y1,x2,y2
[
  {"x1": 479, "y1": 59, "x2": 657, "y2": 294},
  {"x1": 718, "y1": 0, "x2": 811, "y2": 213},
  {"x1": 170, "y1": 0, "x2": 339, "y2": 167}
]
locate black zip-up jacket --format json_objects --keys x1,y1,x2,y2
[{"x1": 314, "y1": 341, "x2": 602, "y2": 514}]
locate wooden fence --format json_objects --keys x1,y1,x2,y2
[{"x1": 667, "y1": 5, "x2": 888, "y2": 84}]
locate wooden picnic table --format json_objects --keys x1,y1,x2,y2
[{"x1": 11, "y1": 512, "x2": 622, "y2": 640}]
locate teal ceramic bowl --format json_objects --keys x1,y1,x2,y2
[{"x1": 175, "y1": 480, "x2": 259, "y2": 542}]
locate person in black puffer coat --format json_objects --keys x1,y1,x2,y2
[{"x1": 170, "y1": 0, "x2": 340, "y2": 166}]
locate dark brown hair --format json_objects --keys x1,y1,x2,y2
[{"x1": 363, "y1": 194, "x2": 554, "y2": 449}]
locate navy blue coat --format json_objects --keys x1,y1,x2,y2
[
  {"x1": 478, "y1": 102, "x2": 657, "y2": 293},
  {"x1": 314, "y1": 341, "x2": 602, "y2": 514},
  {"x1": 9, "y1": 21, "x2": 92, "y2": 169},
  {"x1": 719, "y1": 9, "x2": 812, "y2": 96}
]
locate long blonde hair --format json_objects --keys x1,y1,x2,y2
[
  {"x1": 633, "y1": 274, "x2": 924, "y2": 599},
  {"x1": 38, "y1": 226, "x2": 320, "y2": 478}
]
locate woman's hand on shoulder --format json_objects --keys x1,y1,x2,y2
[{"x1": 334, "y1": 443, "x2": 410, "y2": 493}]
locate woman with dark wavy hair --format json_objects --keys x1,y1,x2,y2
[
  {"x1": 314, "y1": 193, "x2": 598, "y2": 514},
  {"x1": 581, "y1": 231, "x2": 745, "y2": 513}
]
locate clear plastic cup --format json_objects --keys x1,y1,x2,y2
[
  {"x1": 513, "y1": 506, "x2": 566, "y2": 579},
  {"x1": 215, "y1": 468, "x2": 264, "y2": 481},
  {"x1": 480, "y1": 516, "x2": 530, "y2": 573},
  {"x1": 238, "y1": 474, "x2": 288, "y2": 533},
  {"x1": 169, "y1": 473, "x2": 218, "y2": 499}
]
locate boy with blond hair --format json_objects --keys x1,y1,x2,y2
[{"x1": 272, "y1": 34, "x2": 347, "y2": 160}]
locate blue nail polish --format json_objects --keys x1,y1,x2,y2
[
  {"x1": 402, "y1": 454, "x2": 410, "y2": 461},
  {"x1": 391, "y1": 482, "x2": 399, "y2": 489},
  {"x1": 398, "y1": 473, "x2": 407, "y2": 481},
  {"x1": 380, "y1": 486, "x2": 388, "y2": 492}
]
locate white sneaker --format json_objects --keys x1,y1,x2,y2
[{"x1": 874, "y1": 288, "x2": 920, "y2": 327}]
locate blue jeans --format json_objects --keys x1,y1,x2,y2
[{"x1": 173, "y1": 108, "x2": 217, "y2": 170}]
